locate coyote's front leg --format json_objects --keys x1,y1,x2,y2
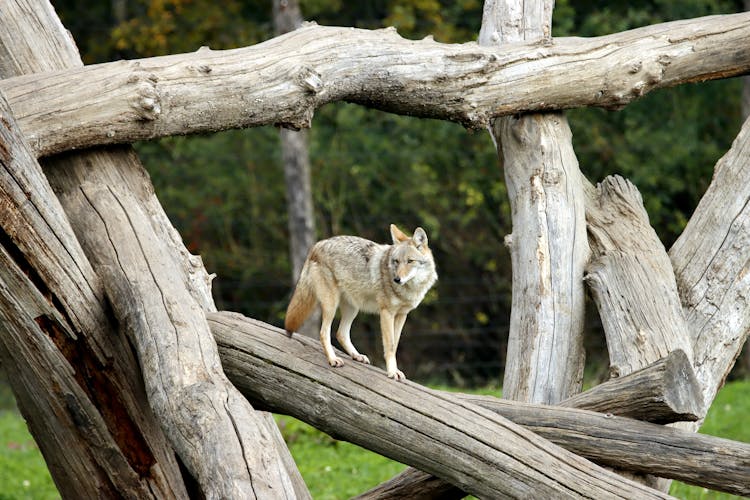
[{"x1": 380, "y1": 310, "x2": 406, "y2": 380}]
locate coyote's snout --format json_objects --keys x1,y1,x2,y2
[{"x1": 285, "y1": 224, "x2": 437, "y2": 380}]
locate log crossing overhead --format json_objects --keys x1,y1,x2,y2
[{"x1": 0, "y1": 13, "x2": 748, "y2": 157}]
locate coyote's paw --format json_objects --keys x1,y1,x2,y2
[
  {"x1": 328, "y1": 356, "x2": 345, "y2": 368},
  {"x1": 352, "y1": 354, "x2": 370, "y2": 364},
  {"x1": 387, "y1": 369, "x2": 406, "y2": 381}
]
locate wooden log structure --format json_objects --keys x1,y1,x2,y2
[
  {"x1": 0, "y1": 13, "x2": 747, "y2": 158},
  {"x1": 559, "y1": 349, "x2": 703, "y2": 423},
  {"x1": 0, "y1": 2, "x2": 305, "y2": 498},
  {"x1": 211, "y1": 311, "x2": 750, "y2": 498},
  {"x1": 0, "y1": 1, "x2": 749, "y2": 498}
]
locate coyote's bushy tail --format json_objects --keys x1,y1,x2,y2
[{"x1": 284, "y1": 266, "x2": 317, "y2": 336}]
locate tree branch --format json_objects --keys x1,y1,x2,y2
[
  {"x1": 1, "y1": 12, "x2": 748, "y2": 157},
  {"x1": 670, "y1": 114, "x2": 750, "y2": 415}
]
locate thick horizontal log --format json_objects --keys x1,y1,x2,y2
[
  {"x1": 210, "y1": 311, "x2": 750, "y2": 497},
  {"x1": 1, "y1": 12, "x2": 749, "y2": 157},
  {"x1": 211, "y1": 311, "x2": 676, "y2": 499},
  {"x1": 559, "y1": 349, "x2": 704, "y2": 423},
  {"x1": 359, "y1": 350, "x2": 706, "y2": 499},
  {"x1": 457, "y1": 393, "x2": 750, "y2": 496}
]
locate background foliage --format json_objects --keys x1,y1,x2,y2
[{"x1": 51, "y1": 0, "x2": 747, "y2": 385}]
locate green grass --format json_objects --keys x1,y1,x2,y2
[
  {"x1": 0, "y1": 380, "x2": 747, "y2": 499},
  {"x1": 0, "y1": 411, "x2": 59, "y2": 500},
  {"x1": 669, "y1": 379, "x2": 750, "y2": 500},
  {"x1": 276, "y1": 416, "x2": 407, "y2": 498}
]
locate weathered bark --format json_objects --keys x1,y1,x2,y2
[
  {"x1": 0, "y1": 91, "x2": 186, "y2": 498},
  {"x1": 0, "y1": 2, "x2": 303, "y2": 498},
  {"x1": 559, "y1": 349, "x2": 703, "y2": 423},
  {"x1": 670, "y1": 113, "x2": 750, "y2": 415},
  {"x1": 459, "y1": 394, "x2": 750, "y2": 497},
  {"x1": 585, "y1": 176, "x2": 694, "y2": 377},
  {"x1": 2, "y1": 13, "x2": 750, "y2": 157},
  {"x1": 484, "y1": 0, "x2": 587, "y2": 405},
  {"x1": 212, "y1": 311, "x2": 750, "y2": 498},
  {"x1": 46, "y1": 156, "x2": 296, "y2": 498},
  {"x1": 354, "y1": 470, "x2": 463, "y2": 500},
  {"x1": 356, "y1": 351, "x2": 705, "y2": 499},
  {"x1": 493, "y1": 112, "x2": 588, "y2": 402},
  {"x1": 274, "y1": 0, "x2": 319, "y2": 338},
  {"x1": 211, "y1": 311, "x2": 673, "y2": 499}
]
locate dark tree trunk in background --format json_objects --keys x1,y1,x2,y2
[{"x1": 274, "y1": 0, "x2": 319, "y2": 338}]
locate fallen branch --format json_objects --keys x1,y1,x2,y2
[
  {"x1": 559, "y1": 349, "x2": 703, "y2": 423},
  {"x1": 2, "y1": 12, "x2": 749, "y2": 157},
  {"x1": 210, "y1": 311, "x2": 750, "y2": 497}
]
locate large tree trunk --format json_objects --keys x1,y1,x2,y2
[
  {"x1": 0, "y1": 89, "x2": 186, "y2": 498},
  {"x1": 584, "y1": 175, "x2": 693, "y2": 378},
  {"x1": 0, "y1": 1, "x2": 305, "y2": 498},
  {"x1": 670, "y1": 113, "x2": 750, "y2": 416},
  {"x1": 482, "y1": 0, "x2": 586, "y2": 415},
  {"x1": 213, "y1": 312, "x2": 750, "y2": 498}
]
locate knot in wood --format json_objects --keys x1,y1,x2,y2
[
  {"x1": 128, "y1": 70, "x2": 161, "y2": 121},
  {"x1": 542, "y1": 168, "x2": 562, "y2": 186},
  {"x1": 296, "y1": 66, "x2": 323, "y2": 94}
]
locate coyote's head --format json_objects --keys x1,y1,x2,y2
[{"x1": 388, "y1": 224, "x2": 434, "y2": 285}]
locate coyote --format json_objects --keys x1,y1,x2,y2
[{"x1": 285, "y1": 224, "x2": 437, "y2": 380}]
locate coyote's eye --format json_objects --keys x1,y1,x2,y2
[
  {"x1": 407, "y1": 259, "x2": 415, "y2": 264},
  {"x1": 392, "y1": 259, "x2": 399, "y2": 265}
]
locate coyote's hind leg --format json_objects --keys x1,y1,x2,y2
[{"x1": 336, "y1": 299, "x2": 370, "y2": 364}]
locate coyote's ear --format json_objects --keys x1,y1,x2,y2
[
  {"x1": 390, "y1": 224, "x2": 409, "y2": 243},
  {"x1": 413, "y1": 227, "x2": 428, "y2": 249}
]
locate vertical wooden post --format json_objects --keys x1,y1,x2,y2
[{"x1": 480, "y1": 0, "x2": 588, "y2": 404}]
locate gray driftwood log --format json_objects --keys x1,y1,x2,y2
[
  {"x1": 670, "y1": 114, "x2": 750, "y2": 419},
  {"x1": 212, "y1": 311, "x2": 690, "y2": 499},
  {"x1": 1, "y1": 13, "x2": 749, "y2": 157},
  {"x1": 0, "y1": 1, "x2": 305, "y2": 498},
  {"x1": 357, "y1": 350, "x2": 706, "y2": 499},
  {"x1": 482, "y1": 0, "x2": 587, "y2": 405},
  {"x1": 559, "y1": 349, "x2": 703, "y2": 423},
  {"x1": 585, "y1": 175, "x2": 694, "y2": 378},
  {"x1": 211, "y1": 312, "x2": 750, "y2": 497},
  {"x1": 0, "y1": 91, "x2": 187, "y2": 498}
]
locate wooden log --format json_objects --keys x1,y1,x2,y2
[
  {"x1": 211, "y1": 311, "x2": 672, "y2": 499},
  {"x1": 585, "y1": 175, "x2": 693, "y2": 377},
  {"x1": 48, "y1": 155, "x2": 297, "y2": 498},
  {"x1": 0, "y1": 84, "x2": 187, "y2": 496},
  {"x1": 559, "y1": 349, "x2": 704, "y2": 423},
  {"x1": 457, "y1": 393, "x2": 750, "y2": 497},
  {"x1": 670, "y1": 114, "x2": 750, "y2": 417},
  {"x1": 0, "y1": 2, "x2": 305, "y2": 497},
  {"x1": 482, "y1": 0, "x2": 587, "y2": 405},
  {"x1": 357, "y1": 351, "x2": 704, "y2": 498},
  {"x1": 211, "y1": 312, "x2": 750, "y2": 497},
  {"x1": 353, "y1": 469, "x2": 463, "y2": 500},
  {"x1": 0, "y1": 13, "x2": 749, "y2": 157}
]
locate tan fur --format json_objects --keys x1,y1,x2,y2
[{"x1": 284, "y1": 224, "x2": 437, "y2": 380}]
